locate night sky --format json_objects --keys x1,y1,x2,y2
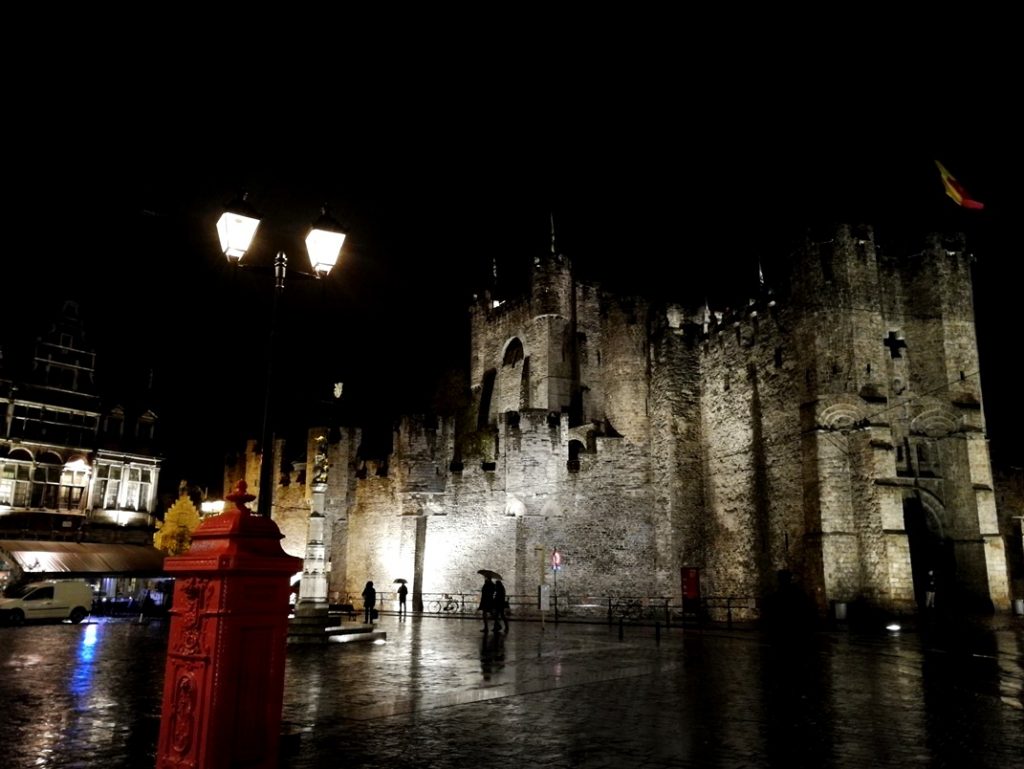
[{"x1": 3, "y1": 49, "x2": 1021, "y2": 501}]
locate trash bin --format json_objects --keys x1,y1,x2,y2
[{"x1": 1014, "y1": 598, "x2": 1024, "y2": 616}]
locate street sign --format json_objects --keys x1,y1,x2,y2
[{"x1": 551, "y1": 548, "x2": 562, "y2": 572}]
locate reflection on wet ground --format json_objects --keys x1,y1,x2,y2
[{"x1": 1, "y1": 613, "x2": 1021, "y2": 768}]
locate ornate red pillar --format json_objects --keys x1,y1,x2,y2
[{"x1": 156, "y1": 481, "x2": 301, "y2": 769}]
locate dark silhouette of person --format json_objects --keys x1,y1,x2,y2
[
  {"x1": 478, "y1": 576, "x2": 495, "y2": 632},
  {"x1": 397, "y1": 582, "x2": 408, "y2": 618},
  {"x1": 362, "y1": 581, "x2": 376, "y2": 624},
  {"x1": 493, "y1": 578, "x2": 508, "y2": 632},
  {"x1": 926, "y1": 569, "x2": 936, "y2": 608}
]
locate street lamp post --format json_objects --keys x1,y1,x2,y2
[
  {"x1": 155, "y1": 198, "x2": 346, "y2": 769},
  {"x1": 216, "y1": 195, "x2": 346, "y2": 518}
]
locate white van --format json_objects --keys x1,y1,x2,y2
[{"x1": 0, "y1": 580, "x2": 93, "y2": 625}]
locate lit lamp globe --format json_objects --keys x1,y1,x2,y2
[
  {"x1": 306, "y1": 207, "x2": 346, "y2": 277},
  {"x1": 216, "y1": 194, "x2": 262, "y2": 262}
]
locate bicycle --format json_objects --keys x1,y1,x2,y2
[
  {"x1": 612, "y1": 598, "x2": 665, "y2": 623},
  {"x1": 430, "y1": 593, "x2": 461, "y2": 614},
  {"x1": 612, "y1": 598, "x2": 644, "y2": 622}
]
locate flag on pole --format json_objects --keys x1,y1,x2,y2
[{"x1": 935, "y1": 160, "x2": 984, "y2": 210}]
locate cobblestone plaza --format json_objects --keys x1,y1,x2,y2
[{"x1": 1, "y1": 613, "x2": 1021, "y2": 768}]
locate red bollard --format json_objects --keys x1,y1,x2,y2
[{"x1": 156, "y1": 481, "x2": 301, "y2": 769}]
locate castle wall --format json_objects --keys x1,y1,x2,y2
[
  {"x1": 275, "y1": 223, "x2": 1012, "y2": 619},
  {"x1": 596, "y1": 296, "x2": 650, "y2": 444},
  {"x1": 574, "y1": 282, "x2": 606, "y2": 425},
  {"x1": 698, "y1": 303, "x2": 806, "y2": 613},
  {"x1": 335, "y1": 406, "x2": 668, "y2": 604},
  {"x1": 647, "y1": 315, "x2": 704, "y2": 595}
]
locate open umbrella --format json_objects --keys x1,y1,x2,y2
[
  {"x1": 477, "y1": 569, "x2": 503, "y2": 580},
  {"x1": 393, "y1": 578, "x2": 408, "y2": 584}
]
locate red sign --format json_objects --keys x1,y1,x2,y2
[{"x1": 551, "y1": 549, "x2": 562, "y2": 571}]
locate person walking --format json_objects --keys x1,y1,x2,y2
[
  {"x1": 493, "y1": 578, "x2": 508, "y2": 632},
  {"x1": 925, "y1": 570, "x2": 936, "y2": 609},
  {"x1": 478, "y1": 575, "x2": 495, "y2": 633},
  {"x1": 397, "y1": 582, "x2": 408, "y2": 618},
  {"x1": 362, "y1": 580, "x2": 377, "y2": 624}
]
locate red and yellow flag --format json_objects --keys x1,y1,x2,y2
[{"x1": 935, "y1": 160, "x2": 984, "y2": 210}]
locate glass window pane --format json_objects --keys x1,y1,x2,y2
[
  {"x1": 104, "y1": 481, "x2": 120, "y2": 508},
  {"x1": 13, "y1": 481, "x2": 29, "y2": 506}
]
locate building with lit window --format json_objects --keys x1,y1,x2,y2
[{"x1": 0, "y1": 301, "x2": 163, "y2": 589}]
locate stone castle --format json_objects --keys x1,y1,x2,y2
[{"x1": 229, "y1": 223, "x2": 1012, "y2": 620}]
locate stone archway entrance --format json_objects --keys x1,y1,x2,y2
[{"x1": 902, "y1": 495, "x2": 955, "y2": 610}]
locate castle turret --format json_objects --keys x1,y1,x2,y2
[{"x1": 528, "y1": 243, "x2": 575, "y2": 415}]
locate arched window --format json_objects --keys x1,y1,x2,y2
[
  {"x1": 0, "y1": 448, "x2": 33, "y2": 507},
  {"x1": 502, "y1": 338, "x2": 524, "y2": 367}
]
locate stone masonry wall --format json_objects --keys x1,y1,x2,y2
[
  {"x1": 337, "y1": 402, "x2": 666, "y2": 604},
  {"x1": 574, "y1": 282, "x2": 606, "y2": 426},
  {"x1": 699, "y1": 302, "x2": 803, "y2": 608},
  {"x1": 647, "y1": 312, "x2": 704, "y2": 595},
  {"x1": 266, "y1": 223, "x2": 1013, "y2": 619},
  {"x1": 596, "y1": 295, "x2": 651, "y2": 444}
]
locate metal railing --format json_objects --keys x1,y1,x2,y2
[{"x1": 328, "y1": 590, "x2": 760, "y2": 627}]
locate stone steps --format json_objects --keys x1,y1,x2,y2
[{"x1": 288, "y1": 610, "x2": 387, "y2": 645}]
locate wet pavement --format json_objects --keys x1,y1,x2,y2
[{"x1": 1, "y1": 612, "x2": 1022, "y2": 768}]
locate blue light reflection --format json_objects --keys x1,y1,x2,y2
[{"x1": 70, "y1": 623, "x2": 100, "y2": 696}]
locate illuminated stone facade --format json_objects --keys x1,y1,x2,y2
[
  {"x1": 236, "y1": 224, "x2": 1013, "y2": 619},
  {"x1": 0, "y1": 302, "x2": 161, "y2": 541}
]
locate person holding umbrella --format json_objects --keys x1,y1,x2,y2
[{"x1": 395, "y1": 578, "x2": 409, "y2": 618}]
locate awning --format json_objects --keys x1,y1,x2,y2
[{"x1": 0, "y1": 540, "x2": 166, "y2": 580}]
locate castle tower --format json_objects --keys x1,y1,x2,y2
[
  {"x1": 468, "y1": 243, "x2": 577, "y2": 437},
  {"x1": 792, "y1": 224, "x2": 1008, "y2": 614},
  {"x1": 528, "y1": 244, "x2": 576, "y2": 417}
]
